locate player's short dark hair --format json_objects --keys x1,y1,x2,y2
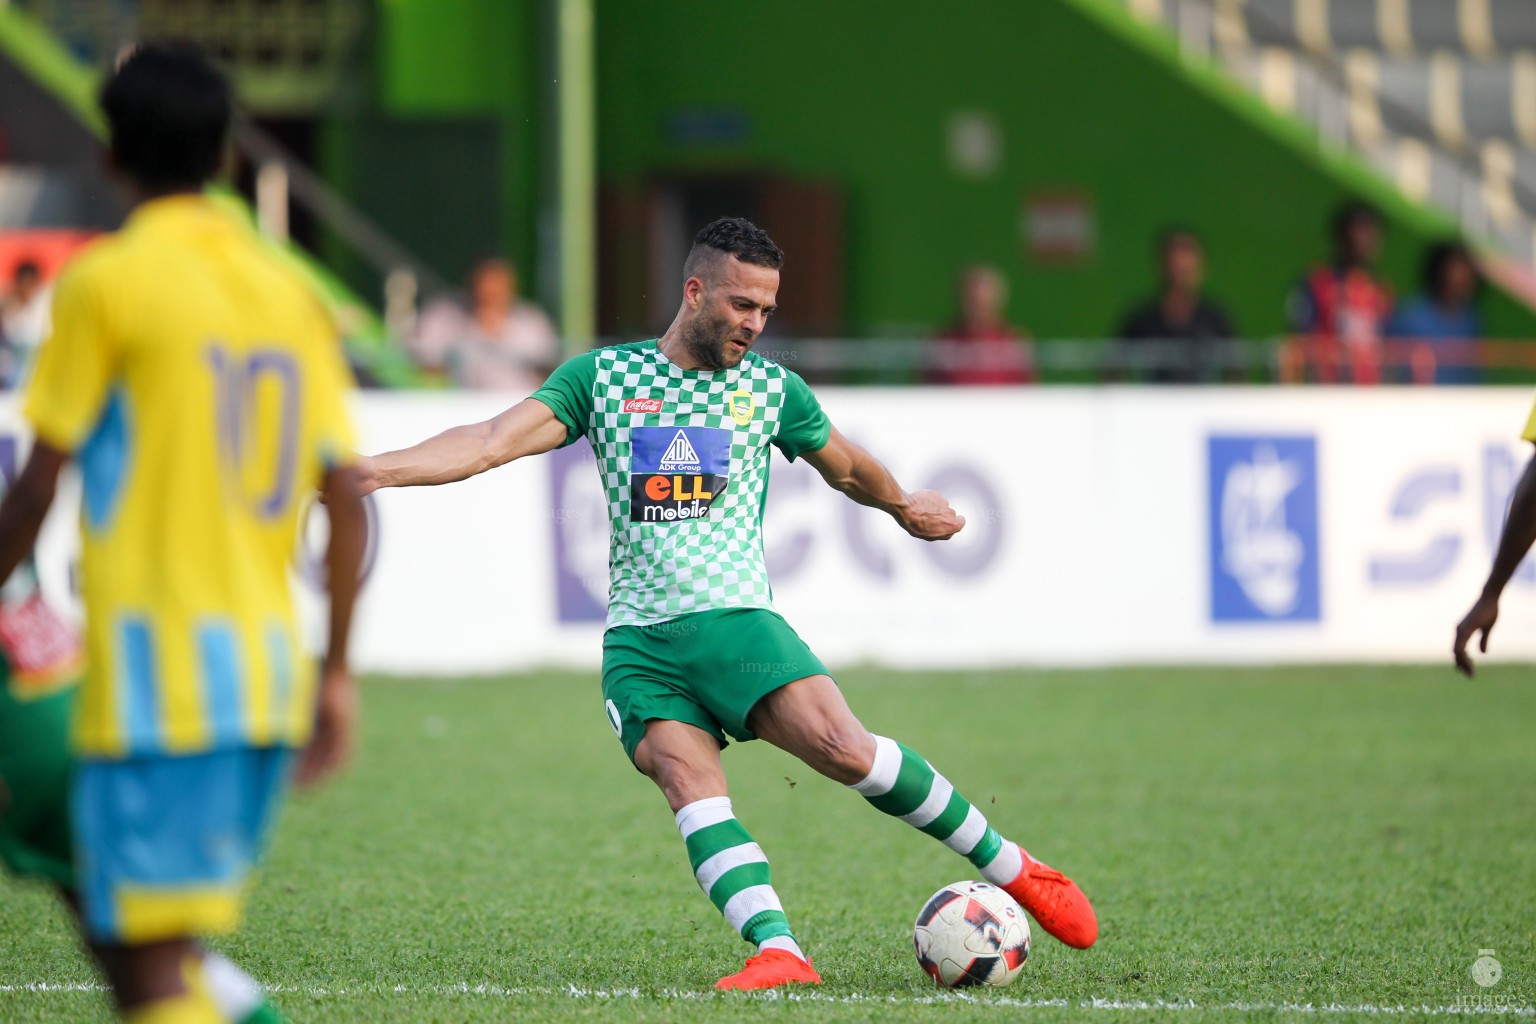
[
  {"x1": 12, "y1": 260, "x2": 40, "y2": 282},
  {"x1": 99, "y1": 41, "x2": 232, "y2": 191},
  {"x1": 683, "y1": 217, "x2": 784, "y2": 281}
]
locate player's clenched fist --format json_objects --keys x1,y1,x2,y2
[{"x1": 899, "y1": 489, "x2": 965, "y2": 541}]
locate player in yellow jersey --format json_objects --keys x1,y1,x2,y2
[
  {"x1": 0, "y1": 43, "x2": 366, "y2": 1024},
  {"x1": 1455, "y1": 401, "x2": 1536, "y2": 674}
]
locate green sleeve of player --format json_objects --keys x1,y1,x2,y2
[
  {"x1": 773, "y1": 370, "x2": 832, "y2": 462},
  {"x1": 529, "y1": 350, "x2": 600, "y2": 447}
]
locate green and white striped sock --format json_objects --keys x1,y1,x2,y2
[
  {"x1": 676, "y1": 796, "x2": 805, "y2": 958},
  {"x1": 851, "y1": 736, "x2": 1026, "y2": 885}
]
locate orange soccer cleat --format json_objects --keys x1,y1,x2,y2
[
  {"x1": 1000, "y1": 855, "x2": 1099, "y2": 949},
  {"x1": 715, "y1": 949, "x2": 822, "y2": 991}
]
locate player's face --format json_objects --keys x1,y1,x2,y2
[{"x1": 683, "y1": 258, "x2": 779, "y2": 370}]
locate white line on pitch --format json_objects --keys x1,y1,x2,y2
[{"x1": 3, "y1": 980, "x2": 1531, "y2": 1016}]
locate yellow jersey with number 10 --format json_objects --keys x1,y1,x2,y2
[{"x1": 23, "y1": 195, "x2": 356, "y2": 759}]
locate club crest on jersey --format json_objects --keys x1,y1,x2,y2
[
  {"x1": 623, "y1": 397, "x2": 663, "y2": 414},
  {"x1": 629, "y1": 426, "x2": 730, "y2": 524},
  {"x1": 730, "y1": 390, "x2": 754, "y2": 426}
]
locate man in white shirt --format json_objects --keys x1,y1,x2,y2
[{"x1": 411, "y1": 258, "x2": 562, "y2": 392}]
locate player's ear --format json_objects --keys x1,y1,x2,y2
[{"x1": 684, "y1": 276, "x2": 706, "y2": 309}]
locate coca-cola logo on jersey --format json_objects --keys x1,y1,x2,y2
[{"x1": 623, "y1": 398, "x2": 664, "y2": 413}]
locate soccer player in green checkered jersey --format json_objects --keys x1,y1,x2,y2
[{"x1": 361, "y1": 218, "x2": 1098, "y2": 990}]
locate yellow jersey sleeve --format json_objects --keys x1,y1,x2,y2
[
  {"x1": 1522, "y1": 396, "x2": 1536, "y2": 443},
  {"x1": 306, "y1": 318, "x2": 359, "y2": 476},
  {"x1": 23, "y1": 262, "x2": 117, "y2": 452}
]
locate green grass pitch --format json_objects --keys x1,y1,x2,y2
[{"x1": 1, "y1": 665, "x2": 1532, "y2": 1022}]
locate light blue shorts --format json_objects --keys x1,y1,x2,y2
[{"x1": 73, "y1": 746, "x2": 293, "y2": 944}]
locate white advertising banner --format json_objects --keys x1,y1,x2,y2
[{"x1": 4, "y1": 387, "x2": 1535, "y2": 671}]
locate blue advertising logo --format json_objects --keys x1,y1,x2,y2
[
  {"x1": 550, "y1": 439, "x2": 608, "y2": 623},
  {"x1": 629, "y1": 426, "x2": 731, "y2": 525},
  {"x1": 1208, "y1": 435, "x2": 1320, "y2": 623}
]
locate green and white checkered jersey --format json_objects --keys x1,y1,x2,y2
[{"x1": 531, "y1": 340, "x2": 831, "y2": 627}]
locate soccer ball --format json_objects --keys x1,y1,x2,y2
[{"x1": 912, "y1": 881, "x2": 1030, "y2": 988}]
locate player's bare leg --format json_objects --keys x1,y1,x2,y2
[
  {"x1": 749, "y1": 676, "x2": 1099, "y2": 949},
  {"x1": 90, "y1": 938, "x2": 222, "y2": 1022},
  {"x1": 57, "y1": 892, "x2": 287, "y2": 1023},
  {"x1": 634, "y1": 720, "x2": 729, "y2": 812},
  {"x1": 634, "y1": 721, "x2": 820, "y2": 991}
]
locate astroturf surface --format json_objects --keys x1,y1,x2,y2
[{"x1": 1, "y1": 665, "x2": 1532, "y2": 1022}]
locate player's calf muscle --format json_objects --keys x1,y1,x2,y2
[
  {"x1": 643, "y1": 760, "x2": 727, "y2": 810},
  {"x1": 788, "y1": 723, "x2": 876, "y2": 784},
  {"x1": 635, "y1": 726, "x2": 727, "y2": 810},
  {"x1": 749, "y1": 680, "x2": 876, "y2": 783}
]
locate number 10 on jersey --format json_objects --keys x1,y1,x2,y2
[{"x1": 206, "y1": 343, "x2": 300, "y2": 520}]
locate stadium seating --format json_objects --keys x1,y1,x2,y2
[{"x1": 1124, "y1": 0, "x2": 1536, "y2": 264}]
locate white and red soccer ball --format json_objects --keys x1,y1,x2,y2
[{"x1": 913, "y1": 880, "x2": 1031, "y2": 988}]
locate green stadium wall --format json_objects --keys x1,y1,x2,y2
[
  {"x1": 320, "y1": 0, "x2": 542, "y2": 301},
  {"x1": 323, "y1": 0, "x2": 1536, "y2": 343}
]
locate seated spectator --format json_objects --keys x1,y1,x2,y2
[
  {"x1": 1283, "y1": 201, "x2": 1393, "y2": 384},
  {"x1": 927, "y1": 265, "x2": 1035, "y2": 385},
  {"x1": 0, "y1": 260, "x2": 51, "y2": 355},
  {"x1": 1115, "y1": 228, "x2": 1238, "y2": 382},
  {"x1": 411, "y1": 257, "x2": 561, "y2": 392},
  {"x1": 1386, "y1": 242, "x2": 1483, "y2": 385}
]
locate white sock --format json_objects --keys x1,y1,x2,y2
[
  {"x1": 759, "y1": 935, "x2": 807, "y2": 960},
  {"x1": 980, "y1": 840, "x2": 1026, "y2": 886},
  {"x1": 202, "y1": 951, "x2": 264, "y2": 1020}
]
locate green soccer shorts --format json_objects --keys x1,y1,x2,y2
[
  {"x1": 601, "y1": 607, "x2": 830, "y2": 763},
  {"x1": 0, "y1": 673, "x2": 76, "y2": 888}
]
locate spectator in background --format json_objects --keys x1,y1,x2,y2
[
  {"x1": 1284, "y1": 201, "x2": 1393, "y2": 384},
  {"x1": 1, "y1": 260, "x2": 52, "y2": 356},
  {"x1": 0, "y1": 332, "x2": 17, "y2": 391},
  {"x1": 1115, "y1": 228, "x2": 1237, "y2": 382},
  {"x1": 1386, "y1": 241, "x2": 1483, "y2": 385},
  {"x1": 927, "y1": 265, "x2": 1035, "y2": 385},
  {"x1": 411, "y1": 257, "x2": 561, "y2": 392}
]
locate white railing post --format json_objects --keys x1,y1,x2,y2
[{"x1": 255, "y1": 160, "x2": 289, "y2": 242}]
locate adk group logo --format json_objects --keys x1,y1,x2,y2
[{"x1": 1207, "y1": 435, "x2": 1321, "y2": 623}]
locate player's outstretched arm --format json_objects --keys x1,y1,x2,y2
[
  {"x1": 358, "y1": 397, "x2": 569, "y2": 495},
  {"x1": 802, "y1": 426, "x2": 964, "y2": 542},
  {"x1": 1455, "y1": 444, "x2": 1536, "y2": 676},
  {"x1": 0, "y1": 441, "x2": 67, "y2": 589}
]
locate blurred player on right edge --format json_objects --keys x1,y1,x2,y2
[{"x1": 1454, "y1": 405, "x2": 1536, "y2": 674}]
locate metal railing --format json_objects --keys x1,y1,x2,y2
[
  {"x1": 571, "y1": 336, "x2": 1536, "y2": 385},
  {"x1": 233, "y1": 116, "x2": 445, "y2": 339}
]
